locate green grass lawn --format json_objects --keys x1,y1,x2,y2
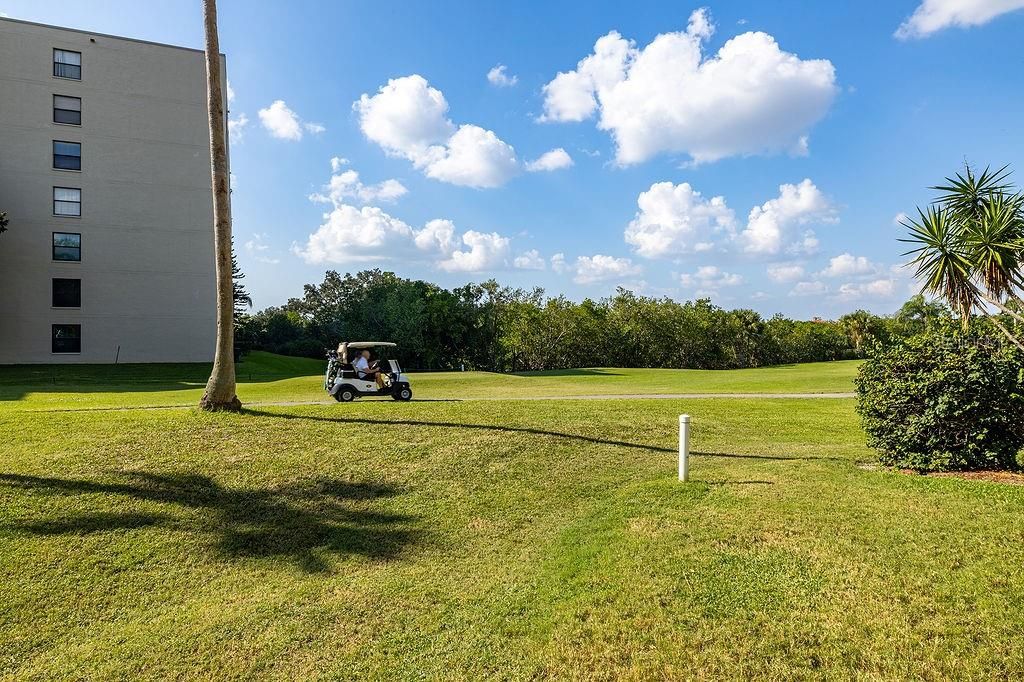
[
  {"x1": 3, "y1": 358, "x2": 1023, "y2": 678},
  {"x1": 0, "y1": 351, "x2": 860, "y2": 412}
]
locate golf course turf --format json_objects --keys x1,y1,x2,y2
[{"x1": 2, "y1": 355, "x2": 1023, "y2": 678}]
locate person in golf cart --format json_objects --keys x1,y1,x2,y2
[
  {"x1": 326, "y1": 341, "x2": 412, "y2": 402},
  {"x1": 353, "y1": 349, "x2": 385, "y2": 389}
]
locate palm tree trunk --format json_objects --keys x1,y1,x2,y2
[
  {"x1": 199, "y1": 0, "x2": 241, "y2": 412},
  {"x1": 979, "y1": 292, "x2": 1024, "y2": 325}
]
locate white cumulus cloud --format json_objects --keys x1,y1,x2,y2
[
  {"x1": 836, "y1": 279, "x2": 898, "y2": 300},
  {"x1": 355, "y1": 75, "x2": 519, "y2": 188},
  {"x1": 790, "y1": 281, "x2": 828, "y2": 297},
  {"x1": 308, "y1": 162, "x2": 408, "y2": 206},
  {"x1": 294, "y1": 202, "x2": 511, "y2": 273},
  {"x1": 625, "y1": 181, "x2": 735, "y2": 258},
  {"x1": 790, "y1": 229, "x2": 821, "y2": 256},
  {"x1": 422, "y1": 124, "x2": 519, "y2": 188},
  {"x1": 437, "y1": 230, "x2": 511, "y2": 272},
  {"x1": 539, "y1": 8, "x2": 837, "y2": 165},
  {"x1": 739, "y1": 179, "x2": 836, "y2": 255},
  {"x1": 821, "y1": 253, "x2": 876, "y2": 278},
  {"x1": 551, "y1": 253, "x2": 568, "y2": 274},
  {"x1": 573, "y1": 255, "x2": 642, "y2": 284},
  {"x1": 525, "y1": 148, "x2": 574, "y2": 172},
  {"x1": 294, "y1": 205, "x2": 416, "y2": 264},
  {"x1": 413, "y1": 218, "x2": 457, "y2": 255},
  {"x1": 228, "y1": 113, "x2": 249, "y2": 144},
  {"x1": 895, "y1": 0, "x2": 1024, "y2": 39},
  {"x1": 487, "y1": 64, "x2": 519, "y2": 87},
  {"x1": 513, "y1": 249, "x2": 546, "y2": 270},
  {"x1": 766, "y1": 263, "x2": 805, "y2": 282},
  {"x1": 679, "y1": 266, "x2": 743, "y2": 291},
  {"x1": 258, "y1": 100, "x2": 323, "y2": 141}
]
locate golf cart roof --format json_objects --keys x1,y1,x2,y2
[{"x1": 341, "y1": 341, "x2": 397, "y2": 349}]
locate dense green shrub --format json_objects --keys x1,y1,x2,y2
[{"x1": 855, "y1": 328, "x2": 1024, "y2": 471}]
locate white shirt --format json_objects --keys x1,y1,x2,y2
[{"x1": 353, "y1": 356, "x2": 370, "y2": 377}]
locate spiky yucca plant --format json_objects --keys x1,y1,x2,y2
[{"x1": 901, "y1": 164, "x2": 1024, "y2": 349}]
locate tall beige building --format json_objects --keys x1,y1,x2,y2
[{"x1": 0, "y1": 17, "x2": 227, "y2": 364}]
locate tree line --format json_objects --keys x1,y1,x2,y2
[{"x1": 235, "y1": 269, "x2": 948, "y2": 372}]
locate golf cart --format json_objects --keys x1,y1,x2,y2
[{"x1": 324, "y1": 341, "x2": 413, "y2": 402}]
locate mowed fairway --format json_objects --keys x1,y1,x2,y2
[
  {"x1": 0, "y1": 352, "x2": 859, "y2": 411},
  {"x1": 2, "y1": 360, "x2": 1024, "y2": 678}
]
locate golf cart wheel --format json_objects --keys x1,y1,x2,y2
[
  {"x1": 336, "y1": 387, "x2": 356, "y2": 402},
  {"x1": 393, "y1": 386, "x2": 412, "y2": 401}
]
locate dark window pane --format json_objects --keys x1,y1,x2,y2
[
  {"x1": 53, "y1": 155, "x2": 81, "y2": 171},
  {"x1": 53, "y1": 246, "x2": 81, "y2": 261},
  {"x1": 52, "y1": 325, "x2": 81, "y2": 353},
  {"x1": 53, "y1": 141, "x2": 81, "y2": 170},
  {"x1": 53, "y1": 278, "x2": 81, "y2": 308},
  {"x1": 53, "y1": 233, "x2": 81, "y2": 261},
  {"x1": 54, "y1": 108, "x2": 81, "y2": 125},
  {"x1": 54, "y1": 63, "x2": 81, "y2": 79}
]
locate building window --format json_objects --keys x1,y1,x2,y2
[
  {"x1": 53, "y1": 187, "x2": 81, "y2": 216},
  {"x1": 53, "y1": 95, "x2": 82, "y2": 125},
  {"x1": 53, "y1": 141, "x2": 81, "y2": 170},
  {"x1": 53, "y1": 49, "x2": 81, "y2": 80},
  {"x1": 52, "y1": 278, "x2": 81, "y2": 308},
  {"x1": 52, "y1": 324, "x2": 81, "y2": 354},
  {"x1": 53, "y1": 233, "x2": 81, "y2": 261}
]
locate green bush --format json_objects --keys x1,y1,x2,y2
[{"x1": 855, "y1": 328, "x2": 1024, "y2": 471}]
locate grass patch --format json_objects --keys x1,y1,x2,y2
[
  {"x1": 3, "y1": 361, "x2": 1022, "y2": 677},
  {"x1": 0, "y1": 353, "x2": 859, "y2": 411}
]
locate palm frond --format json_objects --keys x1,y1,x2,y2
[
  {"x1": 931, "y1": 164, "x2": 1014, "y2": 221},
  {"x1": 960, "y1": 192, "x2": 1024, "y2": 300},
  {"x1": 899, "y1": 205, "x2": 980, "y2": 324}
]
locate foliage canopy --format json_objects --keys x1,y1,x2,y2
[{"x1": 236, "y1": 269, "x2": 940, "y2": 372}]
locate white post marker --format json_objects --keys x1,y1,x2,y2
[{"x1": 679, "y1": 414, "x2": 691, "y2": 482}]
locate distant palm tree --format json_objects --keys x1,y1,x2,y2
[
  {"x1": 901, "y1": 164, "x2": 1024, "y2": 350},
  {"x1": 839, "y1": 310, "x2": 876, "y2": 354},
  {"x1": 199, "y1": 0, "x2": 241, "y2": 411},
  {"x1": 893, "y1": 294, "x2": 949, "y2": 335}
]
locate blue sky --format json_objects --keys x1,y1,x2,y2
[{"x1": 6, "y1": 0, "x2": 1024, "y2": 317}]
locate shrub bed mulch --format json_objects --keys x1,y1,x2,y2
[
  {"x1": 857, "y1": 462, "x2": 1024, "y2": 485},
  {"x1": 924, "y1": 470, "x2": 1024, "y2": 486}
]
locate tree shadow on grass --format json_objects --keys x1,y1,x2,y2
[
  {"x1": 513, "y1": 368, "x2": 626, "y2": 377},
  {"x1": 0, "y1": 472, "x2": 420, "y2": 573},
  {"x1": 245, "y1": 409, "x2": 845, "y2": 462},
  {"x1": 695, "y1": 479, "x2": 776, "y2": 486},
  {"x1": 694, "y1": 451, "x2": 845, "y2": 462},
  {"x1": 0, "y1": 355, "x2": 320, "y2": 402}
]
